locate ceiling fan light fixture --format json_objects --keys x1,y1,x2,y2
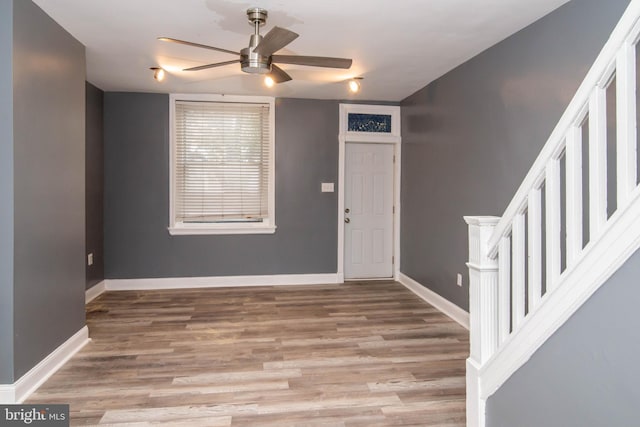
[
  {"x1": 264, "y1": 75, "x2": 275, "y2": 88},
  {"x1": 150, "y1": 67, "x2": 165, "y2": 82},
  {"x1": 349, "y1": 77, "x2": 363, "y2": 93}
]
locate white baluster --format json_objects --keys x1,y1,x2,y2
[
  {"x1": 528, "y1": 187, "x2": 542, "y2": 311},
  {"x1": 566, "y1": 126, "x2": 583, "y2": 266},
  {"x1": 511, "y1": 213, "x2": 526, "y2": 328},
  {"x1": 589, "y1": 86, "x2": 608, "y2": 238},
  {"x1": 545, "y1": 159, "x2": 562, "y2": 291},
  {"x1": 498, "y1": 235, "x2": 511, "y2": 344},
  {"x1": 616, "y1": 42, "x2": 638, "y2": 207}
]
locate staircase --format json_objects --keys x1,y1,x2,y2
[{"x1": 464, "y1": 1, "x2": 640, "y2": 425}]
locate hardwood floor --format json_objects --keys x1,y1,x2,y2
[{"x1": 27, "y1": 281, "x2": 469, "y2": 426}]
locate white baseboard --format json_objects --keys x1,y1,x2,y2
[
  {"x1": 104, "y1": 273, "x2": 342, "y2": 291},
  {"x1": 398, "y1": 273, "x2": 470, "y2": 330},
  {"x1": 0, "y1": 326, "x2": 90, "y2": 404},
  {"x1": 85, "y1": 280, "x2": 106, "y2": 303}
]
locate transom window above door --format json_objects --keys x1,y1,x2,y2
[
  {"x1": 168, "y1": 94, "x2": 276, "y2": 235},
  {"x1": 347, "y1": 113, "x2": 393, "y2": 133}
]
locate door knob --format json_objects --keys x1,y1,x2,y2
[{"x1": 345, "y1": 218, "x2": 350, "y2": 223}]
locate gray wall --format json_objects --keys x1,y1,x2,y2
[
  {"x1": 0, "y1": 0, "x2": 14, "y2": 384},
  {"x1": 104, "y1": 95, "x2": 339, "y2": 278},
  {"x1": 486, "y1": 250, "x2": 640, "y2": 427},
  {"x1": 86, "y1": 82, "x2": 104, "y2": 289},
  {"x1": 400, "y1": 0, "x2": 631, "y2": 310},
  {"x1": 12, "y1": 0, "x2": 86, "y2": 379}
]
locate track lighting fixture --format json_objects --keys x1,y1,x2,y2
[
  {"x1": 150, "y1": 67, "x2": 165, "y2": 82},
  {"x1": 349, "y1": 77, "x2": 363, "y2": 93}
]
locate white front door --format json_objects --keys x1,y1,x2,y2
[{"x1": 344, "y1": 143, "x2": 394, "y2": 279}]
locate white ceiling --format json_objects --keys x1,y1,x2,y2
[{"x1": 33, "y1": 0, "x2": 569, "y2": 102}]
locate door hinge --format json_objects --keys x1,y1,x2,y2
[
  {"x1": 393, "y1": 155, "x2": 396, "y2": 163},
  {"x1": 392, "y1": 256, "x2": 395, "y2": 264},
  {"x1": 392, "y1": 206, "x2": 395, "y2": 214}
]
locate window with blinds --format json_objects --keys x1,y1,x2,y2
[{"x1": 170, "y1": 96, "x2": 275, "y2": 234}]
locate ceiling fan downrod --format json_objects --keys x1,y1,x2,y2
[{"x1": 241, "y1": 8, "x2": 271, "y2": 74}]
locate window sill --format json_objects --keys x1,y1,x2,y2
[{"x1": 168, "y1": 224, "x2": 277, "y2": 236}]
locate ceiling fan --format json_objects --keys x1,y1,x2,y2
[{"x1": 159, "y1": 7, "x2": 353, "y2": 84}]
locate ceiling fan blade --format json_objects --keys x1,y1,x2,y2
[
  {"x1": 158, "y1": 37, "x2": 239, "y2": 56},
  {"x1": 269, "y1": 64, "x2": 292, "y2": 83},
  {"x1": 272, "y1": 55, "x2": 352, "y2": 69},
  {"x1": 253, "y1": 27, "x2": 299, "y2": 56},
  {"x1": 183, "y1": 59, "x2": 240, "y2": 71}
]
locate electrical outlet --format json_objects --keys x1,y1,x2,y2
[
  {"x1": 87, "y1": 253, "x2": 94, "y2": 266},
  {"x1": 456, "y1": 273, "x2": 463, "y2": 287}
]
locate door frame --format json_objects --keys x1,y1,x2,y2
[{"x1": 338, "y1": 104, "x2": 402, "y2": 282}]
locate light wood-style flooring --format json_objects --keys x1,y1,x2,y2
[{"x1": 28, "y1": 281, "x2": 468, "y2": 426}]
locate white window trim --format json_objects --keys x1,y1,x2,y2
[{"x1": 168, "y1": 93, "x2": 276, "y2": 235}]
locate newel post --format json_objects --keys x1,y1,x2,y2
[{"x1": 464, "y1": 216, "x2": 500, "y2": 427}]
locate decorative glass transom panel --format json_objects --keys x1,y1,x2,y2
[{"x1": 347, "y1": 113, "x2": 392, "y2": 133}]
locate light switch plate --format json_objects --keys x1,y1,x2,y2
[
  {"x1": 321, "y1": 183, "x2": 335, "y2": 192},
  {"x1": 88, "y1": 253, "x2": 94, "y2": 266},
  {"x1": 457, "y1": 273, "x2": 463, "y2": 287}
]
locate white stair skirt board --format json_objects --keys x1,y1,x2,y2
[
  {"x1": 0, "y1": 326, "x2": 90, "y2": 404},
  {"x1": 85, "y1": 280, "x2": 106, "y2": 303},
  {"x1": 102, "y1": 273, "x2": 343, "y2": 292},
  {"x1": 398, "y1": 273, "x2": 470, "y2": 330}
]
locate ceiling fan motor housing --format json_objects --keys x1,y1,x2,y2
[{"x1": 241, "y1": 34, "x2": 271, "y2": 74}]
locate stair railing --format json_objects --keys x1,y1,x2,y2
[{"x1": 465, "y1": 1, "x2": 640, "y2": 426}]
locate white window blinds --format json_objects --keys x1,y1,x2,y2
[{"x1": 174, "y1": 100, "x2": 270, "y2": 224}]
